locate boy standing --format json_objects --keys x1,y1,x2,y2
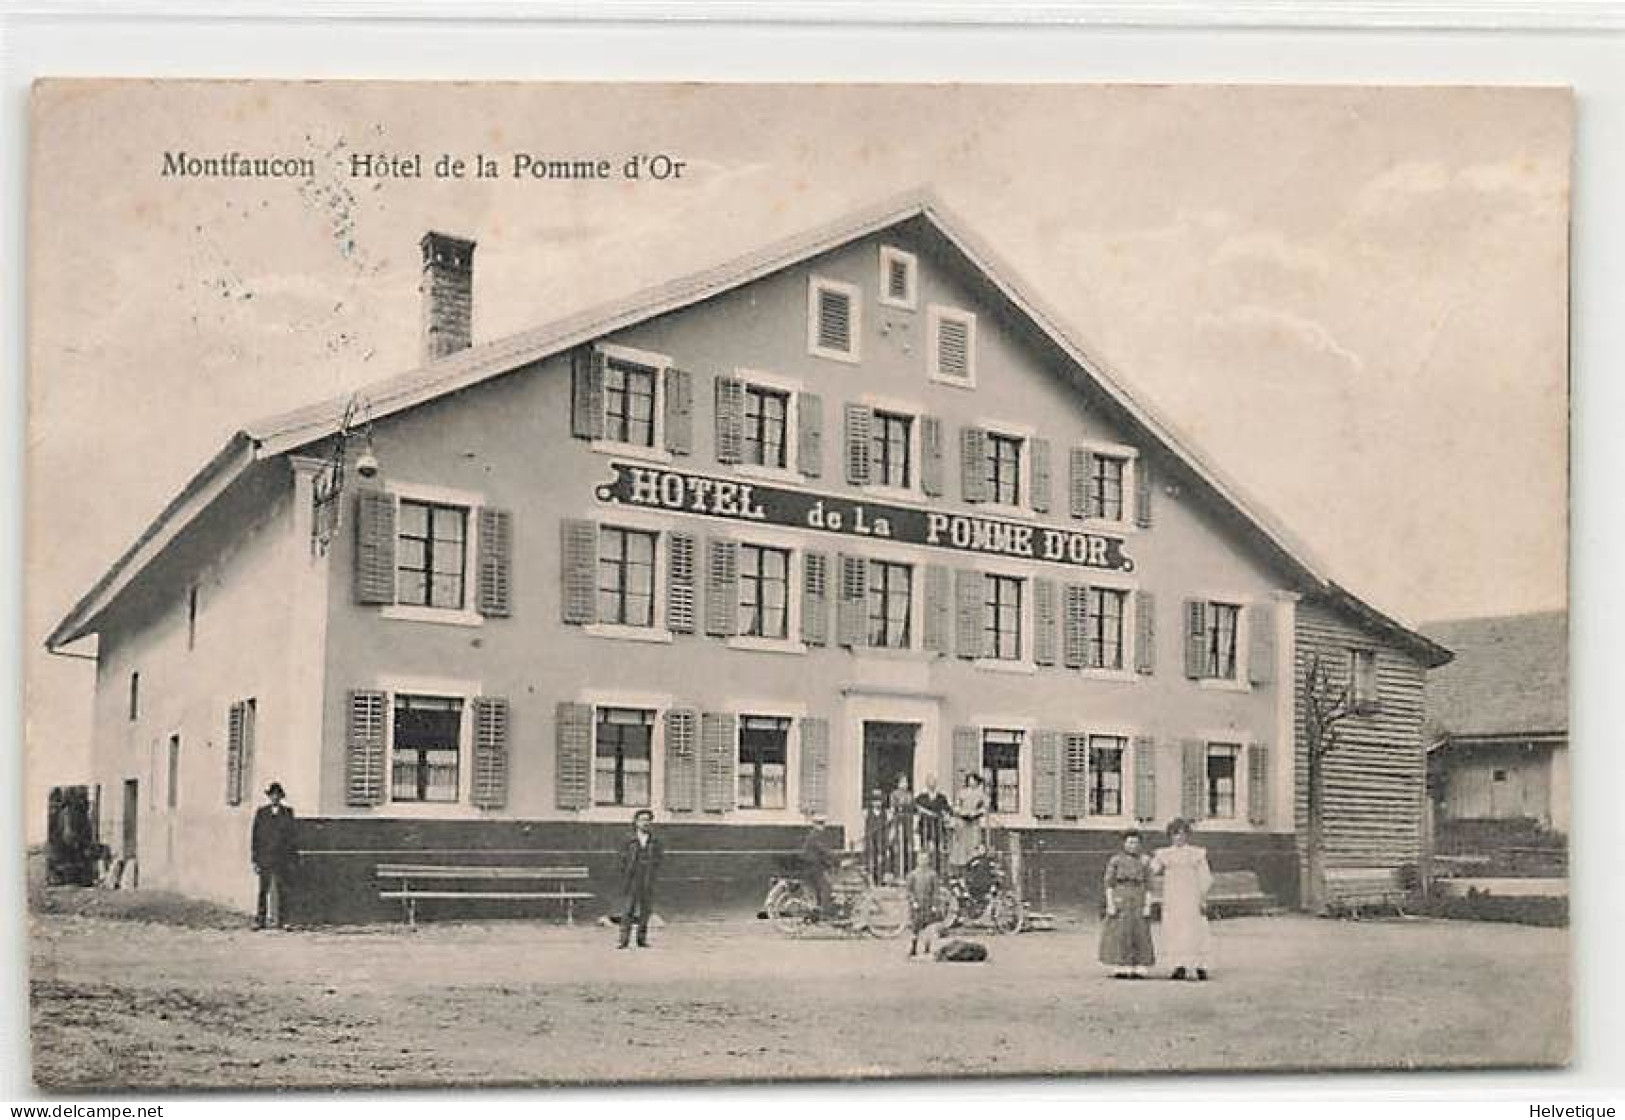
[{"x1": 904, "y1": 859, "x2": 941, "y2": 958}]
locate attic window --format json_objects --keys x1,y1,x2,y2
[
  {"x1": 930, "y1": 305, "x2": 976, "y2": 385},
  {"x1": 808, "y1": 277, "x2": 860, "y2": 363},
  {"x1": 878, "y1": 246, "x2": 917, "y2": 310}
]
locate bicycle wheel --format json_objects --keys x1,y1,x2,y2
[
  {"x1": 937, "y1": 885, "x2": 962, "y2": 929},
  {"x1": 990, "y1": 891, "x2": 1026, "y2": 935},
  {"x1": 767, "y1": 882, "x2": 816, "y2": 935},
  {"x1": 858, "y1": 885, "x2": 910, "y2": 939}
]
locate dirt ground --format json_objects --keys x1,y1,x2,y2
[{"x1": 28, "y1": 908, "x2": 1569, "y2": 1090}]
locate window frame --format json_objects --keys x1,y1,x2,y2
[
  {"x1": 807, "y1": 276, "x2": 862, "y2": 364},
  {"x1": 736, "y1": 713, "x2": 793, "y2": 812},
  {"x1": 980, "y1": 727, "x2": 1024, "y2": 817},
  {"x1": 928, "y1": 304, "x2": 978, "y2": 387},
  {"x1": 395, "y1": 497, "x2": 470, "y2": 613},
  {"x1": 390, "y1": 693, "x2": 467, "y2": 806},
  {"x1": 375, "y1": 674, "x2": 480, "y2": 817},
  {"x1": 590, "y1": 342, "x2": 673, "y2": 463},
  {"x1": 592, "y1": 704, "x2": 657, "y2": 810},
  {"x1": 878, "y1": 245, "x2": 918, "y2": 311},
  {"x1": 380, "y1": 480, "x2": 485, "y2": 629},
  {"x1": 866, "y1": 558, "x2": 915, "y2": 650},
  {"x1": 583, "y1": 509, "x2": 674, "y2": 646},
  {"x1": 982, "y1": 572, "x2": 1026, "y2": 664},
  {"x1": 1350, "y1": 647, "x2": 1380, "y2": 711},
  {"x1": 738, "y1": 541, "x2": 793, "y2": 641},
  {"x1": 723, "y1": 526, "x2": 807, "y2": 655},
  {"x1": 870, "y1": 409, "x2": 914, "y2": 491},
  {"x1": 985, "y1": 431, "x2": 1024, "y2": 508},
  {"x1": 596, "y1": 524, "x2": 660, "y2": 629},
  {"x1": 1086, "y1": 586, "x2": 1131, "y2": 672},
  {"x1": 733, "y1": 369, "x2": 804, "y2": 483},
  {"x1": 1087, "y1": 733, "x2": 1130, "y2": 819},
  {"x1": 1077, "y1": 439, "x2": 1141, "y2": 530},
  {"x1": 1203, "y1": 740, "x2": 1244, "y2": 821}
]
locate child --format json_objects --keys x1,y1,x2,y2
[
  {"x1": 1099, "y1": 830, "x2": 1156, "y2": 979},
  {"x1": 904, "y1": 859, "x2": 941, "y2": 959}
]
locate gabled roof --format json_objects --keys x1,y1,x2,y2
[
  {"x1": 45, "y1": 187, "x2": 1451, "y2": 667},
  {"x1": 1422, "y1": 611, "x2": 1568, "y2": 742}
]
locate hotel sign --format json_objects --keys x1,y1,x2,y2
[{"x1": 595, "y1": 462, "x2": 1133, "y2": 572}]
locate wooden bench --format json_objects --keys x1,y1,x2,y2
[
  {"x1": 1149, "y1": 869, "x2": 1277, "y2": 918},
  {"x1": 376, "y1": 864, "x2": 593, "y2": 926},
  {"x1": 1323, "y1": 867, "x2": 1411, "y2": 919}
]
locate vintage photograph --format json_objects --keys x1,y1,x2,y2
[{"x1": 24, "y1": 80, "x2": 1571, "y2": 1089}]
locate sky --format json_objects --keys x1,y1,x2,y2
[{"x1": 24, "y1": 81, "x2": 1571, "y2": 836}]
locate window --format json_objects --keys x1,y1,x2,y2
[
  {"x1": 743, "y1": 384, "x2": 790, "y2": 469},
  {"x1": 1089, "y1": 735, "x2": 1127, "y2": 816},
  {"x1": 738, "y1": 715, "x2": 790, "y2": 810},
  {"x1": 1493, "y1": 769, "x2": 1508, "y2": 783},
  {"x1": 392, "y1": 695, "x2": 462, "y2": 803},
  {"x1": 986, "y1": 433, "x2": 1023, "y2": 506},
  {"x1": 1091, "y1": 455, "x2": 1128, "y2": 522},
  {"x1": 879, "y1": 246, "x2": 917, "y2": 310},
  {"x1": 982, "y1": 729, "x2": 1023, "y2": 814},
  {"x1": 186, "y1": 585, "x2": 199, "y2": 650},
  {"x1": 930, "y1": 306, "x2": 976, "y2": 383},
  {"x1": 594, "y1": 707, "x2": 653, "y2": 807},
  {"x1": 867, "y1": 560, "x2": 913, "y2": 649},
  {"x1": 871, "y1": 411, "x2": 913, "y2": 489},
  {"x1": 1205, "y1": 603, "x2": 1241, "y2": 680},
  {"x1": 739, "y1": 544, "x2": 791, "y2": 639},
  {"x1": 1351, "y1": 648, "x2": 1380, "y2": 712},
  {"x1": 166, "y1": 735, "x2": 180, "y2": 810},
  {"x1": 397, "y1": 499, "x2": 468, "y2": 610},
  {"x1": 1206, "y1": 743, "x2": 1241, "y2": 819},
  {"x1": 1087, "y1": 587, "x2": 1129, "y2": 671},
  {"x1": 809, "y1": 278, "x2": 860, "y2": 362},
  {"x1": 128, "y1": 672, "x2": 140, "y2": 722},
  {"x1": 984, "y1": 574, "x2": 1024, "y2": 661},
  {"x1": 598, "y1": 526, "x2": 657, "y2": 627},
  {"x1": 603, "y1": 357, "x2": 658, "y2": 447}
]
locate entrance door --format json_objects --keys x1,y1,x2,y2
[
  {"x1": 862, "y1": 722, "x2": 918, "y2": 808},
  {"x1": 121, "y1": 779, "x2": 139, "y2": 859}
]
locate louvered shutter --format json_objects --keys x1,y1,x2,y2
[
  {"x1": 345, "y1": 689, "x2": 387, "y2": 807},
  {"x1": 960, "y1": 428, "x2": 989, "y2": 503},
  {"x1": 1247, "y1": 741, "x2": 1270, "y2": 826},
  {"x1": 554, "y1": 702, "x2": 593, "y2": 810},
  {"x1": 664, "y1": 367, "x2": 694, "y2": 455},
  {"x1": 954, "y1": 569, "x2": 982, "y2": 659},
  {"x1": 952, "y1": 727, "x2": 980, "y2": 790},
  {"x1": 1061, "y1": 733, "x2": 1089, "y2": 820},
  {"x1": 354, "y1": 488, "x2": 397, "y2": 605},
  {"x1": 667, "y1": 531, "x2": 697, "y2": 633},
  {"x1": 476, "y1": 507, "x2": 513, "y2": 618},
  {"x1": 714, "y1": 376, "x2": 745, "y2": 465},
  {"x1": 1133, "y1": 737, "x2": 1157, "y2": 823},
  {"x1": 1032, "y1": 730, "x2": 1062, "y2": 820},
  {"x1": 472, "y1": 696, "x2": 510, "y2": 809},
  {"x1": 1180, "y1": 739, "x2": 1206, "y2": 820},
  {"x1": 837, "y1": 554, "x2": 868, "y2": 648},
  {"x1": 844, "y1": 404, "x2": 874, "y2": 486},
  {"x1": 799, "y1": 718, "x2": 831, "y2": 815},
  {"x1": 1134, "y1": 456, "x2": 1153, "y2": 528},
  {"x1": 664, "y1": 708, "x2": 699, "y2": 812},
  {"x1": 1247, "y1": 603, "x2": 1276, "y2": 685},
  {"x1": 704, "y1": 537, "x2": 740, "y2": 636},
  {"x1": 1134, "y1": 591, "x2": 1157, "y2": 675},
  {"x1": 1030, "y1": 438, "x2": 1053, "y2": 514},
  {"x1": 1032, "y1": 578, "x2": 1058, "y2": 666},
  {"x1": 1069, "y1": 447, "x2": 1091, "y2": 519},
  {"x1": 1062, "y1": 584, "x2": 1089, "y2": 669},
  {"x1": 802, "y1": 551, "x2": 830, "y2": 646},
  {"x1": 571, "y1": 348, "x2": 606, "y2": 440},
  {"x1": 798, "y1": 392, "x2": 823, "y2": 477},
  {"x1": 1183, "y1": 600, "x2": 1208, "y2": 679},
  {"x1": 817, "y1": 287, "x2": 853, "y2": 354},
  {"x1": 700, "y1": 712, "x2": 736, "y2": 813},
  {"x1": 923, "y1": 564, "x2": 951, "y2": 654},
  {"x1": 559, "y1": 519, "x2": 599, "y2": 625},
  {"x1": 225, "y1": 702, "x2": 246, "y2": 806},
  {"x1": 920, "y1": 416, "x2": 945, "y2": 497}
]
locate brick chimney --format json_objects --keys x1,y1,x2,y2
[{"x1": 419, "y1": 231, "x2": 476, "y2": 362}]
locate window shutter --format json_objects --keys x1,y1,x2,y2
[
  {"x1": 1134, "y1": 456, "x2": 1153, "y2": 528},
  {"x1": 704, "y1": 537, "x2": 740, "y2": 636},
  {"x1": 1061, "y1": 733, "x2": 1089, "y2": 820},
  {"x1": 664, "y1": 708, "x2": 699, "y2": 812},
  {"x1": 802, "y1": 551, "x2": 830, "y2": 646},
  {"x1": 798, "y1": 392, "x2": 824, "y2": 478},
  {"x1": 559, "y1": 519, "x2": 599, "y2": 625},
  {"x1": 1180, "y1": 739, "x2": 1205, "y2": 820},
  {"x1": 817, "y1": 287, "x2": 853, "y2": 354},
  {"x1": 226, "y1": 702, "x2": 245, "y2": 807},
  {"x1": 844, "y1": 403, "x2": 874, "y2": 486},
  {"x1": 472, "y1": 696, "x2": 510, "y2": 810},
  {"x1": 1032, "y1": 578, "x2": 1058, "y2": 666},
  {"x1": 1062, "y1": 584, "x2": 1088, "y2": 669},
  {"x1": 667, "y1": 531, "x2": 697, "y2": 633},
  {"x1": 1030, "y1": 437, "x2": 1052, "y2": 514},
  {"x1": 344, "y1": 689, "x2": 387, "y2": 807},
  {"x1": 923, "y1": 564, "x2": 951, "y2": 654},
  {"x1": 1183, "y1": 600, "x2": 1208, "y2": 679},
  {"x1": 936, "y1": 316, "x2": 971, "y2": 379},
  {"x1": 476, "y1": 507, "x2": 513, "y2": 618},
  {"x1": 1248, "y1": 741, "x2": 1270, "y2": 826},
  {"x1": 920, "y1": 416, "x2": 945, "y2": 497},
  {"x1": 960, "y1": 427, "x2": 989, "y2": 503},
  {"x1": 1134, "y1": 591, "x2": 1157, "y2": 675},
  {"x1": 836, "y1": 553, "x2": 868, "y2": 648},
  {"x1": 954, "y1": 569, "x2": 982, "y2": 660},
  {"x1": 353, "y1": 488, "x2": 397, "y2": 605},
  {"x1": 951, "y1": 727, "x2": 980, "y2": 790},
  {"x1": 700, "y1": 712, "x2": 736, "y2": 813},
  {"x1": 1068, "y1": 447, "x2": 1090, "y2": 519},
  {"x1": 571, "y1": 348, "x2": 606, "y2": 440},
  {"x1": 1133, "y1": 737, "x2": 1157, "y2": 823},
  {"x1": 799, "y1": 718, "x2": 831, "y2": 815},
  {"x1": 664, "y1": 367, "x2": 694, "y2": 455},
  {"x1": 1032, "y1": 730, "x2": 1062, "y2": 821},
  {"x1": 714, "y1": 375, "x2": 745, "y2": 465},
  {"x1": 554, "y1": 701, "x2": 593, "y2": 810},
  {"x1": 1247, "y1": 603, "x2": 1276, "y2": 685}
]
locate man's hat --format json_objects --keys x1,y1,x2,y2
[
  {"x1": 632, "y1": 808, "x2": 654, "y2": 822},
  {"x1": 265, "y1": 781, "x2": 286, "y2": 798},
  {"x1": 810, "y1": 814, "x2": 828, "y2": 825}
]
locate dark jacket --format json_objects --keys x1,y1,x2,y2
[
  {"x1": 251, "y1": 803, "x2": 299, "y2": 870},
  {"x1": 619, "y1": 831, "x2": 664, "y2": 898},
  {"x1": 800, "y1": 827, "x2": 837, "y2": 872}
]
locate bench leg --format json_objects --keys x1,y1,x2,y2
[{"x1": 565, "y1": 898, "x2": 574, "y2": 926}]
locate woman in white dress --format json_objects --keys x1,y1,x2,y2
[
  {"x1": 1150, "y1": 817, "x2": 1214, "y2": 980},
  {"x1": 948, "y1": 773, "x2": 987, "y2": 868}
]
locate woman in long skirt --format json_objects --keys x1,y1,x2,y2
[
  {"x1": 948, "y1": 773, "x2": 987, "y2": 868},
  {"x1": 1098, "y1": 830, "x2": 1155, "y2": 978},
  {"x1": 1150, "y1": 817, "x2": 1214, "y2": 980}
]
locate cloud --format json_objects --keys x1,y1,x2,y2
[
  {"x1": 1195, "y1": 304, "x2": 1365, "y2": 372},
  {"x1": 1212, "y1": 231, "x2": 1330, "y2": 278},
  {"x1": 1353, "y1": 157, "x2": 1565, "y2": 220}
]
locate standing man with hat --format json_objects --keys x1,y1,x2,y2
[
  {"x1": 251, "y1": 781, "x2": 299, "y2": 930},
  {"x1": 617, "y1": 808, "x2": 664, "y2": 949}
]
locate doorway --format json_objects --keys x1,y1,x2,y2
[
  {"x1": 121, "y1": 779, "x2": 139, "y2": 859},
  {"x1": 862, "y1": 722, "x2": 918, "y2": 809}
]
